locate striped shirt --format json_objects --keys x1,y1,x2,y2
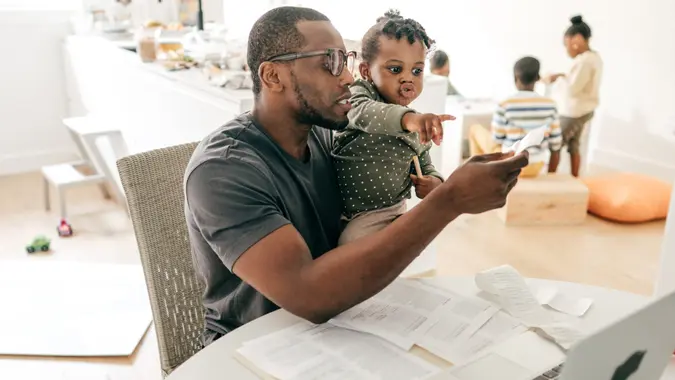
[{"x1": 492, "y1": 91, "x2": 563, "y2": 155}]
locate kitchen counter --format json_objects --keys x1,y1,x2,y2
[
  {"x1": 64, "y1": 34, "x2": 254, "y2": 155},
  {"x1": 64, "y1": 33, "x2": 453, "y2": 177}
]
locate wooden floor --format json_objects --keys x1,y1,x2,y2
[{"x1": 0, "y1": 170, "x2": 666, "y2": 379}]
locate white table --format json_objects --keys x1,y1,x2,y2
[{"x1": 165, "y1": 276, "x2": 675, "y2": 379}]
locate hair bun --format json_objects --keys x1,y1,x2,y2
[
  {"x1": 377, "y1": 8, "x2": 402, "y2": 22},
  {"x1": 570, "y1": 15, "x2": 583, "y2": 25}
]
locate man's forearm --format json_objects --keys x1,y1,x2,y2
[{"x1": 299, "y1": 185, "x2": 459, "y2": 323}]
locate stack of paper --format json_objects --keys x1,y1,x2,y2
[
  {"x1": 237, "y1": 278, "x2": 531, "y2": 380},
  {"x1": 237, "y1": 321, "x2": 442, "y2": 380},
  {"x1": 237, "y1": 268, "x2": 596, "y2": 379},
  {"x1": 329, "y1": 279, "x2": 526, "y2": 364}
]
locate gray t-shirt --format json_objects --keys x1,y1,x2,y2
[{"x1": 184, "y1": 112, "x2": 343, "y2": 346}]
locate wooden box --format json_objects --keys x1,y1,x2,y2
[{"x1": 497, "y1": 173, "x2": 589, "y2": 225}]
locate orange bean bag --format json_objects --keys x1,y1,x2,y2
[{"x1": 581, "y1": 173, "x2": 672, "y2": 223}]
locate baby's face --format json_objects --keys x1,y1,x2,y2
[{"x1": 364, "y1": 36, "x2": 426, "y2": 106}]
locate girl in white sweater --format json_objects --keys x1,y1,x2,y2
[{"x1": 545, "y1": 15, "x2": 603, "y2": 177}]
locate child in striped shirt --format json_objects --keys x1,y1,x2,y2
[{"x1": 468, "y1": 56, "x2": 562, "y2": 177}]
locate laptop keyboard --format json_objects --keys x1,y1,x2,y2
[{"x1": 532, "y1": 363, "x2": 564, "y2": 379}]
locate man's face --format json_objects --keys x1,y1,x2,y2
[{"x1": 285, "y1": 21, "x2": 354, "y2": 130}]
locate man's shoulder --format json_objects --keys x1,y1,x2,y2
[{"x1": 185, "y1": 113, "x2": 271, "y2": 182}]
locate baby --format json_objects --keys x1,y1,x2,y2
[{"x1": 332, "y1": 9, "x2": 454, "y2": 245}]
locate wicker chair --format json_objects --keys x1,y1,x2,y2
[{"x1": 116, "y1": 142, "x2": 205, "y2": 377}]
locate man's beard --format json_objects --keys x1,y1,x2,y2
[{"x1": 292, "y1": 72, "x2": 348, "y2": 131}]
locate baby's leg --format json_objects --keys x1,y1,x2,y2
[{"x1": 338, "y1": 201, "x2": 407, "y2": 246}]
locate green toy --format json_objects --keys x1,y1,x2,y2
[{"x1": 26, "y1": 235, "x2": 51, "y2": 254}]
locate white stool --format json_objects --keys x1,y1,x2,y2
[
  {"x1": 41, "y1": 162, "x2": 109, "y2": 219},
  {"x1": 63, "y1": 116, "x2": 129, "y2": 208}
]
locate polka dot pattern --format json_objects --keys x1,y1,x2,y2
[{"x1": 332, "y1": 80, "x2": 440, "y2": 218}]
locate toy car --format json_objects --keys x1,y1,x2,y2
[
  {"x1": 57, "y1": 219, "x2": 73, "y2": 237},
  {"x1": 26, "y1": 235, "x2": 51, "y2": 253}
]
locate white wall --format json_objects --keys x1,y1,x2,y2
[
  {"x1": 0, "y1": 9, "x2": 79, "y2": 176},
  {"x1": 288, "y1": 0, "x2": 675, "y2": 180}
]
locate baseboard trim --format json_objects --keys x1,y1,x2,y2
[
  {"x1": 0, "y1": 150, "x2": 80, "y2": 176},
  {"x1": 591, "y1": 147, "x2": 675, "y2": 181}
]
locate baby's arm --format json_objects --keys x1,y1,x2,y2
[
  {"x1": 411, "y1": 150, "x2": 443, "y2": 199},
  {"x1": 348, "y1": 81, "x2": 413, "y2": 136},
  {"x1": 418, "y1": 150, "x2": 443, "y2": 181}
]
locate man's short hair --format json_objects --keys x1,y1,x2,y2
[
  {"x1": 430, "y1": 50, "x2": 449, "y2": 70},
  {"x1": 514, "y1": 56, "x2": 540, "y2": 85},
  {"x1": 247, "y1": 6, "x2": 330, "y2": 97}
]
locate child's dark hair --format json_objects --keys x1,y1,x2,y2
[
  {"x1": 514, "y1": 56, "x2": 540, "y2": 85},
  {"x1": 565, "y1": 15, "x2": 591, "y2": 40},
  {"x1": 430, "y1": 50, "x2": 449, "y2": 70},
  {"x1": 360, "y1": 9, "x2": 435, "y2": 63}
]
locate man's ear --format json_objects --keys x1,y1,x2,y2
[
  {"x1": 358, "y1": 61, "x2": 371, "y2": 82},
  {"x1": 258, "y1": 62, "x2": 284, "y2": 94}
]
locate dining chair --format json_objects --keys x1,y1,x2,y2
[{"x1": 116, "y1": 141, "x2": 205, "y2": 377}]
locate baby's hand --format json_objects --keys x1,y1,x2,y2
[
  {"x1": 402, "y1": 112, "x2": 455, "y2": 145},
  {"x1": 410, "y1": 174, "x2": 442, "y2": 199}
]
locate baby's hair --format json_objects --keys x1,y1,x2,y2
[
  {"x1": 565, "y1": 15, "x2": 591, "y2": 40},
  {"x1": 360, "y1": 9, "x2": 435, "y2": 64}
]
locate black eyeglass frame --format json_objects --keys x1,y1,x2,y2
[{"x1": 267, "y1": 48, "x2": 357, "y2": 77}]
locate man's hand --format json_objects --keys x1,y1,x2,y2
[
  {"x1": 410, "y1": 174, "x2": 442, "y2": 199},
  {"x1": 402, "y1": 112, "x2": 455, "y2": 145},
  {"x1": 442, "y1": 151, "x2": 529, "y2": 214}
]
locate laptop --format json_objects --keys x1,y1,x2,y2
[{"x1": 438, "y1": 288, "x2": 675, "y2": 380}]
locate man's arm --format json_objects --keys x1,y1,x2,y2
[
  {"x1": 188, "y1": 152, "x2": 529, "y2": 325},
  {"x1": 233, "y1": 182, "x2": 457, "y2": 324},
  {"x1": 347, "y1": 81, "x2": 414, "y2": 137}
]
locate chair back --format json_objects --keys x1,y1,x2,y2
[{"x1": 116, "y1": 142, "x2": 204, "y2": 377}]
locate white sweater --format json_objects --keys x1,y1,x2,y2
[{"x1": 554, "y1": 50, "x2": 603, "y2": 118}]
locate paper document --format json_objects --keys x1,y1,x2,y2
[
  {"x1": 416, "y1": 301, "x2": 526, "y2": 365},
  {"x1": 536, "y1": 287, "x2": 594, "y2": 317},
  {"x1": 237, "y1": 321, "x2": 441, "y2": 380},
  {"x1": 329, "y1": 279, "x2": 457, "y2": 350},
  {"x1": 475, "y1": 265, "x2": 585, "y2": 349},
  {"x1": 532, "y1": 322, "x2": 586, "y2": 350},
  {"x1": 446, "y1": 351, "x2": 535, "y2": 380},
  {"x1": 503, "y1": 126, "x2": 547, "y2": 154}
]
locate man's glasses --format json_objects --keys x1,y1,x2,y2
[{"x1": 267, "y1": 48, "x2": 357, "y2": 77}]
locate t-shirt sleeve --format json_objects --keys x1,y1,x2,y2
[{"x1": 185, "y1": 158, "x2": 291, "y2": 270}]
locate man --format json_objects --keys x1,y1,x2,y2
[
  {"x1": 184, "y1": 6, "x2": 529, "y2": 346},
  {"x1": 430, "y1": 49, "x2": 461, "y2": 96}
]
